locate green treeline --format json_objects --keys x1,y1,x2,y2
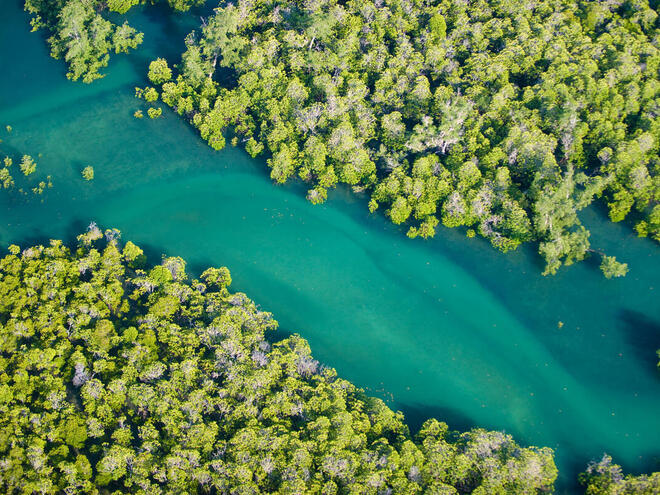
[
  {"x1": 23, "y1": 0, "x2": 204, "y2": 83},
  {"x1": 140, "y1": 0, "x2": 658, "y2": 277},
  {"x1": 24, "y1": 0, "x2": 659, "y2": 275},
  {"x1": 0, "y1": 227, "x2": 559, "y2": 493}
]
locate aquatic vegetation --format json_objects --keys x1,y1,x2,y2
[
  {"x1": 147, "y1": 106, "x2": 163, "y2": 119},
  {"x1": 82, "y1": 165, "x2": 95, "y2": 180},
  {"x1": 0, "y1": 157, "x2": 15, "y2": 189},
  {"x1": 19, "y1": 155, "x2": 36, "y2": 176},
  {"x1": 599, "y1": 255, "x2": 629, "y2": 279},
  {"x1": 0, "y1": 228, "x2": 558, "y2": 493}
]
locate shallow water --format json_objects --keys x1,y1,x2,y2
[{"x1": 1, "y1": 1, "x2": 659, "y2": 491}]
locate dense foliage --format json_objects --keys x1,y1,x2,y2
[
  {"x1": 579, "y1": 455, "x2": 660, "y2": 495},
  {"x1": 23, "y1": 0, "x2": 204, "y2": 82},
  {"x1": 140, "y1": 0, "x2": 659, "y2": 276},
  {"x1": 0, "y1": 227, "x2": 558, "y2": 493}
]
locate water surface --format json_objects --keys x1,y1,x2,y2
[{"x1": 1, "y1": 2, "x2": 658, "y2": 492}]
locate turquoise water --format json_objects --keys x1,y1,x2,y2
[{"x1": 1, "y1": 2, "x2": 659, "y2": 491}]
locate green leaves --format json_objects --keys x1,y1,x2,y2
[
  {"x1": 600, "y1": 255, "x2": 629, "y2": 279},
  {"x1": 580, "y1": 454, "x2": 660, "y2": 494},
  {"x1": 59, "y1": 416, "x2": 88, "y2": 449},
  {"x1": 19, "y1": 155, "x2": 36, "y2": 176},
  {"x1": 147, "y1": 107, "x2": 162, "y2": 119},
  {"x1": 112, "y1": 21, "x2": 143, "y2": 54},
  {"x1": 147, "y1": 58, "x2": 172, "y2": 85},
  {"x1": 81, "y1": 165, "x2": 94, "y2": 180},
  {"x1": 107, "y1": 0, "x2": 140, "y2": 15}
]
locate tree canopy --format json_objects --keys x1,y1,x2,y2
[
  {"x1": 140, "y1": 0, "x2": 659, "y2": 276},
  {"x1": 579, "y1": 454, "x2": 660, "y2": 495},
  {"x1": 0, "y1": 226, "x2": 559, "y2": 493}
]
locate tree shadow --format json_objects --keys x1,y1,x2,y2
[
  {"x1": 69, "y1": 159, "x2": 90, "y2": 178},
  {"x1": 187, "y1": 257, "x2": 219, "y2": 278},
  {"x1": 561, "y1": 454, "x2": 595, "y2": 495},
  {"x1": 618, "y1": 309, "x2": 660, "y2": 371},
  {"x1": 265, "y1": 327, "x2": 295, "y2": 345},
  {"x1": 6, "y1": 218, "x2": 86, "y2": 251},
  {"x1": 394, "y1": 401, "x2": 478, "y2": 436},
  {"x1": 0, "y1": 138, "x2": 24, "y2": 158}
]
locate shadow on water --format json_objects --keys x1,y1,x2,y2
[
  {"x1": 0, "y1": 139, "x2": 26, "y2": 158},
  {"x1": 618, "y1": 310, "x2": 660, "y2": 371},
  {"x1": 130, "y1": 239, "x2": 172, "y2": 268},
  {"x1": 395, "y1": 402, "x2": 478, "y2": 436},
  {"x1": 561, "y1": 456, "x2": 593, "y2": 495},
  {"x1": 7, "y1": 219, "x2": 86, "y2": 252},
  {"x1": 69, "y1": 160, "x2": 89, "y2": 178},
  {"x1": 187, "y1": 258, "x2": 220, "y2": 277},
  {"x1": 124, "y1": 5, "x2": 192, "y2": 75},
  {"x1": 63, "y1": 219, "x2": 88, "y2": 245},
  {"x1": 265, "y1": 327, "x2": 296, "y2": 346},
  {"x1": 582, "y1": 250, "x2": 604, "y2": 272},
  {"x1": 326, "y1": 182, "x2": 553, "y2": 291}
]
